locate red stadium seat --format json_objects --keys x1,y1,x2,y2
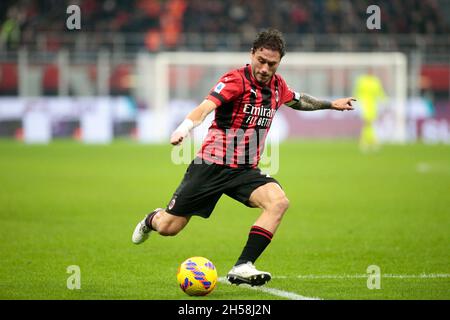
[
  {"x1": 42, "y1": 64, "x2": 59, "y2": 93},
  {"x1": 421, "y1": 64, "x2": 450, "y2": 91},
  {"x1": 0, "y1": 63, "x2": 18, "y2": 93},
  {"x1": 110, "y1": 63, "x2": 132, "y2": 94}
]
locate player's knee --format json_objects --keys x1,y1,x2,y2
[
  {"x1": 270, "y1": 196, "x2": 290, "y2": 217},
  {"x1": 158, "y1": 222, "x2": 182, "y2": 236},
  {"x1": 278, "y1": 195, "x2": 290, "y2": 211}
]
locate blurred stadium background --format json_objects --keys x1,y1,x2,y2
[
  {"x1": 1, "y1": 0, "x2": 449, "y2": 300},
  {"x1": 0, "y1": 0, "x2": 449, "y2": 144}
]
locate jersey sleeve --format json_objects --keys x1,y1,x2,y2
[
  {"x1": 206, "y1": 70, "x2": 243, "y2": 107},
  {"x1": 278, "y1": 75, "x2": 300, "y2": 106}
]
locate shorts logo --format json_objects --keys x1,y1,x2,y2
[
  {"x1": 168, "y1": 196, "x2": 177, "y2": 210},
  {"x1": 214, "y1": 82, "x2": 225, "y2": 94}
]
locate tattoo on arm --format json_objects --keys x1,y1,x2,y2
[{"x1": 286, "y1": 93, "x2": 332, "y2": 111}]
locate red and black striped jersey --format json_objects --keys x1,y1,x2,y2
[{"x1": 198, "y1": 64, "x2": 297, "y2": 168}]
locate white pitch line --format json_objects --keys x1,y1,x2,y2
[
  {"x1": 218, "y1": 277, "x2": 321, "y2": 300},
  {"x1": 219, "y1": 273, "x2": 449, "y2": 300},
  {"x1": 271, "y1": 273, "x2": 450, "y2": 280}
]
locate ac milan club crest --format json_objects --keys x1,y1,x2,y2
[{"x1": 168, "y1": 196, "x2": 177, "y2": 210}]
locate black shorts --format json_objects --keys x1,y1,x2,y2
[{"x1": 165, "y1": 157, "x2": 281, "y2": 218}]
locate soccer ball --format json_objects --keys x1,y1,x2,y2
[{"x1": 177, "y1": 256, "x2": 218, "y2": 296}]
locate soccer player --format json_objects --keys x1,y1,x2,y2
[{"x1": 132, "y1": 29, "x2": 355, "y2": 286}]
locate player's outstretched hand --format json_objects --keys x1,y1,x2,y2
[
  {"x1": 170, "y1": 131, "x2": 185, "y2": 145},
  {"x1": 331, "y1": 97, "x2": 356, "y2": 111}
]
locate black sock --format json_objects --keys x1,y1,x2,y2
[
  {"x1": 235, "y1": 225, "x2": 273, "y2": 266},
  {"x1": 144, "y1": 210, "x2": 159, "y2": 231}
]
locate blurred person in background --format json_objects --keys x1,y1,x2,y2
[
  {"x1": 0, "y1": 5, "x2": 23, "y2": 50},
  {"x1": 354, "y1": 70, "x2": 386, "y2": 152}
]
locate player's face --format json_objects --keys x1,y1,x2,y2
[{"x1": 251, "y1": 48, "x2": 281, "y2": 84}]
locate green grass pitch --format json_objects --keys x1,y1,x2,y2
[{"x1": 0, "y1": 139, "x2": 449, "y2": 300}]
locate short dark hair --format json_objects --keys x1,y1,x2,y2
[{"x1": 252, "y1": 28, "x2": 286, "y2": 58}]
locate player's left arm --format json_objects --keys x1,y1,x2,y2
[{"x1": 286, "y1": 93, "x2": 356, "y2": 112}]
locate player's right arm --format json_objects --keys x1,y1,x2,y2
[
  {"x1": 170, "y1": 70, "x2": 242, "y2": 146},
  {"x1": 170, "y1": 99, "x2": 218, "y2": 145}
]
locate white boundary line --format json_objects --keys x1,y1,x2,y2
[
  {"x1": 218, "y1": 277, "x2": 321, "y2": 300},
  {"x1": 273, "y1": 273, "x2": 450, "y2": 280},
  {"x1": 218, "y1": 273, "x2": 449, "y2": 300}
]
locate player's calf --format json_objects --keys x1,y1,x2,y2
[
  {"x1": 157, "y1": 220, "x2": 183, "y2": 236},
  {"x1": 151, "y1": 210, "x2": 191, "y2": 237}
]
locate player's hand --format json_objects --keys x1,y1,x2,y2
[
  {"x1": 331, "y1": 97, "x2": 356, "y2": 111},
  {"x1": 170, "y1": 131, "x2": 186, "y2": 145}
]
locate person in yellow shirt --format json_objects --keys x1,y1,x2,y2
[{"x1": 353, "y1": 71, "x2": 386, "y2": 151}]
